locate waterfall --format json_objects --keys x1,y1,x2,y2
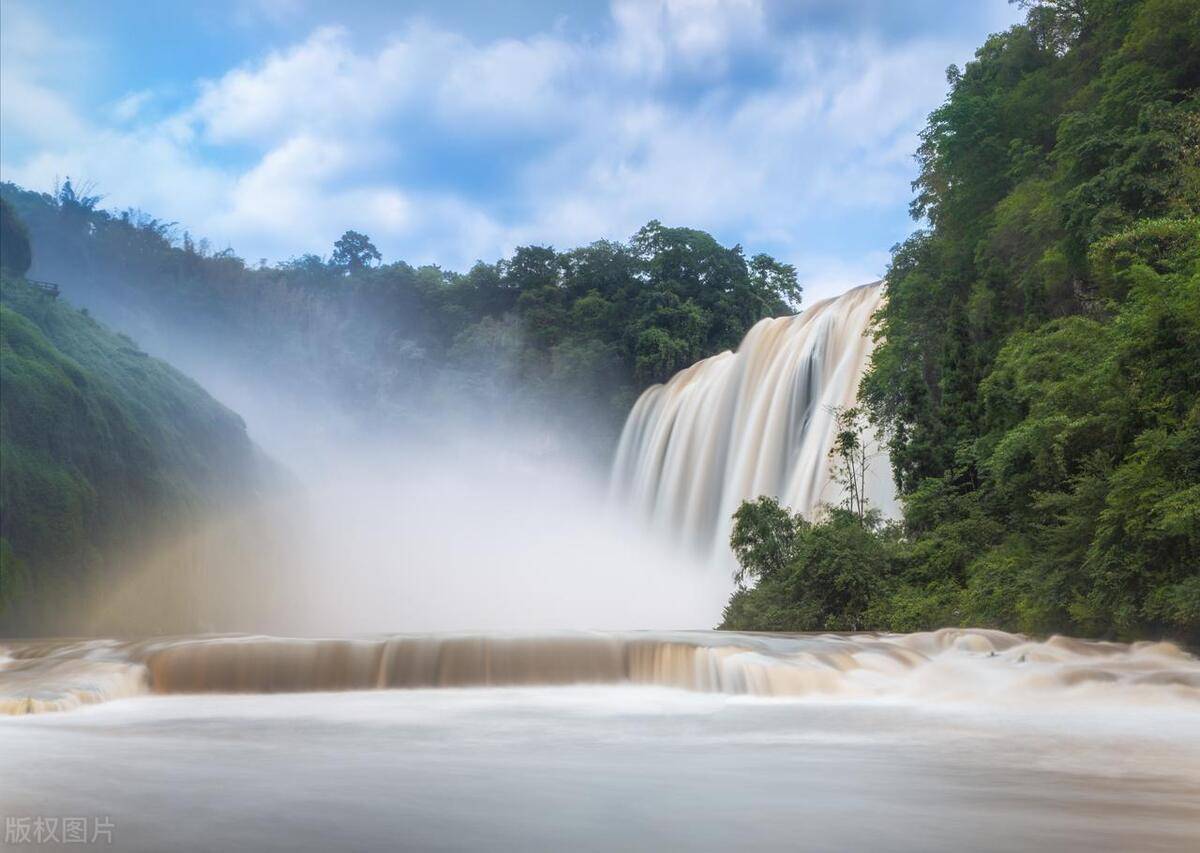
[{"x1": 611, "y1": 281, "x2": 896, "y2": 556}]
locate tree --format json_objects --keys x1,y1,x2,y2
[
  {"x1": 330, "y1": 231, "x2": 381, "y2": 273},
  {"x1": 1012, "y1": 0, "x2": 1089, "y2": 54},
  {"x1": 749, "y1": 253, "x2": 801, "y2": 311},
  {"x1": 0, "y1": 198, "x2": 32, "y2": 277},
  {"x1": 729, "y1": 496, "x2": 803, "y2": 588},
  {"x1": 723, "y1": 499, "x2": 897, "y2": 632},
  {"x1": 828, "y1": 406, "x2": 872, "y2": 521}
]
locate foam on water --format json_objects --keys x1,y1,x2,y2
[{"x1": 3, "y1": 628, "x2": 1197, "y2": 715}]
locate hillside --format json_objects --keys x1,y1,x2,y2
[
  {"x1": 0, "y1": 275, "x2": 273, "y2": 632},
  {"x1": 724, "y1": 0, "x2": 1199, "y2": 643}
]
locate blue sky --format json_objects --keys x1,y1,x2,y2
[{"x1": 1, "y1": 0, "x2": 1022, "y2": 302}]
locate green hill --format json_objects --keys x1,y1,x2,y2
[{"x1": 0, "y1": 275, "x2": 272, "y2": 632}]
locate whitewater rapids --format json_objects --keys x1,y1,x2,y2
[
  {"x1": 3, "y1": 628, "x2": 1197, "y2": 714},
  {"x1": 3, "y1": 629, "x2": 1200, "y2": 852},
  {"x1": 612, "y1": 281, "x2": 895, "y2": 556}
]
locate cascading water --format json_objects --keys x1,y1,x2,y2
[
  {"x1": 7, "y1": 631, "x2": 1199, "y2": 853},
  {"x1": 4, "y1": 629, "x2": 1199, "y2": 714},
  {"x1": 612, "y1": 281, "x2": 896, "y2": 556}
]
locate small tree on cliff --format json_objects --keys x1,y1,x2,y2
[{"x1": 828, "y1": 405, "x2": 871, "y2": 522}]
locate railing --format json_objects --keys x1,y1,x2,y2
[{"x1": 26, "y1": 279, "x2": 60, "y2": 299}]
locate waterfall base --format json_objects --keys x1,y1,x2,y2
[{"x1": 4, "y1": 629, "x2": 1197, "y2": 714}]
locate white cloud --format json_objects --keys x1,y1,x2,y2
[
  {"x1": 191, "y1": 27, "x2": 380, "y2": 145},
  {"x1": 610, "y1": 0, "x2": 766, "y2": 77},
  {"x1": 1, "y1": 0, "x2": 1012, "y2": 294},
  {"x1": 0, "y1": 76, "x2": 89, "y2": 147},
  {"x1": 662, "y1": 0, "x2": 765, "y2": 63},
  {"x1": 110, "y1": 90, "x2": 156, "y2": 123},
  {"x1": 436, "y1": 34, "x2": 579, "y2": 128},
  {"x1": 0, "y1": 2, "x2": 92, "y2": 146}
]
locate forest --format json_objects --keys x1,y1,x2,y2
[
  {"x1": 1, "y1": 181, "x2": 799, "y2": 437},
  {"x1": 723, "y1": 0, "x2": 1199, "y2": 643}
]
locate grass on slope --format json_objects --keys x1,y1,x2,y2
[{"x1": 1, "y1": 275, "x2": 268, "y2": 621}]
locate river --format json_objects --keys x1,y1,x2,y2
[{"x1": 2, "y1": 629, "x2": 1198, "y2": 851}]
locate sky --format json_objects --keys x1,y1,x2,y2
[{"x1": 0, "y1": 0, "x2": 1024, "y2": 303}]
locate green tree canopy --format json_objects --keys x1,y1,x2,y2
[{"x1": 330, "y1": 230, "x2": 382, "y2": 273}]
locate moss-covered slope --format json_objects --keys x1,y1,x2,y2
[{"x1": 1, "y1": 276, "x2": 270, "y2": 629}]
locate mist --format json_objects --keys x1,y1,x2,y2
[
  {"x1": 61, "y1": 338, "x2": 732, "y2": 637},
  {"x1": 271, "y1": 436, "x2": 731, "y2": 634}
]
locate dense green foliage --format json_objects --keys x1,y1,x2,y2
[
  {"x1": 0, "y1": 275, "x2": 270, "y2": 627},
  {"x1": 0, "y1": 181, "x2": 799, "y2": 431},
  {"x1": 726, "y1": 0, "x2": 1199, "y2": 642},
  {"x1": 724, "y1": 498, "x2": 898, "y2": 631}
]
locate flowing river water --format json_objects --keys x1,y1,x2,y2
[{"x1": 3, "y1": 628, "x2": 1199, "y2": 851}]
